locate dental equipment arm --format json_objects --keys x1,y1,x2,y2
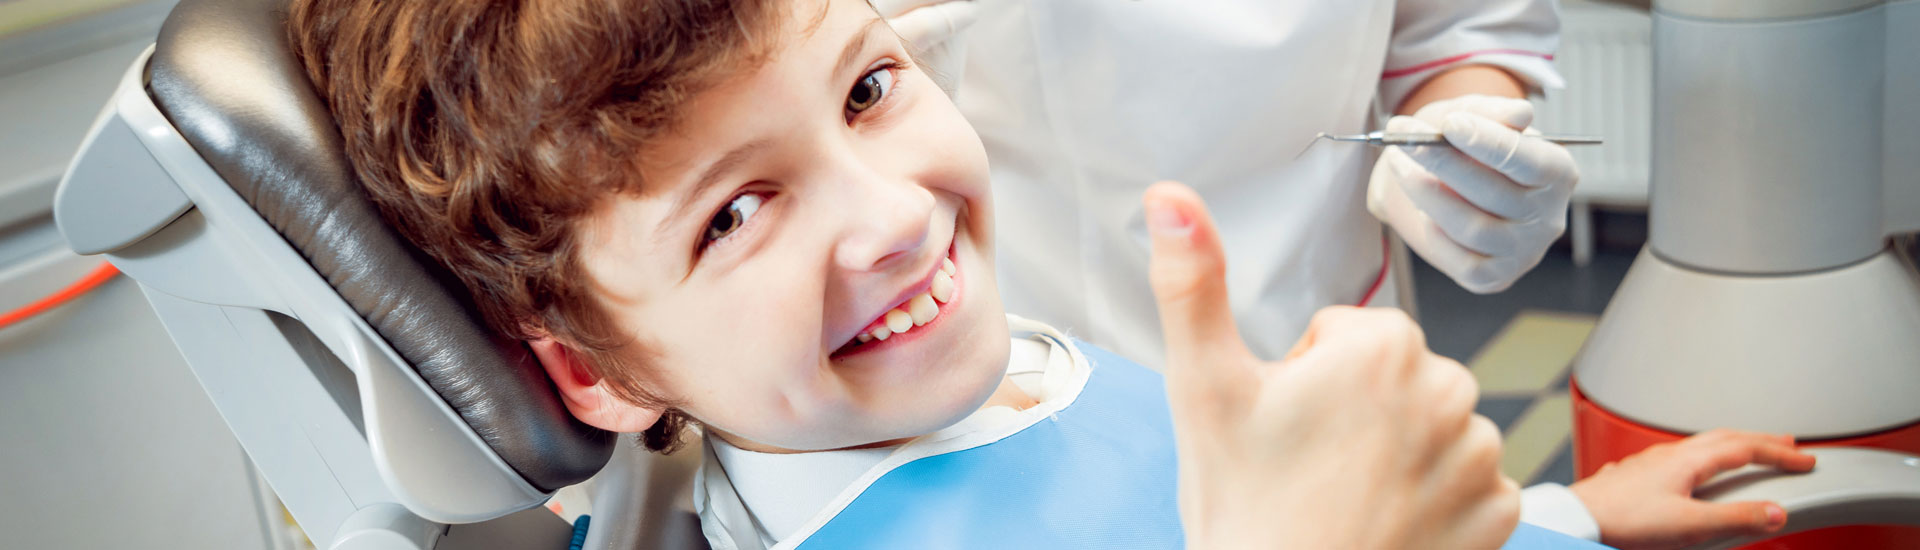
[{"x1": 1687, "y1": 447, "x2": 1920, "y2": 550}]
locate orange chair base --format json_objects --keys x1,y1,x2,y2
[{"x1": 1570, "y1": 380, "x2": 1920, "y2": 549}]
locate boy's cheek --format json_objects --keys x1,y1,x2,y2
[
  {"x1": 641, "y1": 294, "x2": 817, "y2": 387},
  {"x1": 930, "y1": 128, "x2": 994, "y2": 240},
  {"x1": 903, "y1": 69, "x2": 992, "y2": 200}
]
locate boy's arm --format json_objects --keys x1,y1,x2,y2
[{"x1": 1563, "y1": 430, "x2": 1816, "y2": 549}]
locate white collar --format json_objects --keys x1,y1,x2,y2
[{"x1": 693, "y1": 316, "x2": 1091, "y2": 550}]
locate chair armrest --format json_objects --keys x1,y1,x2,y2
[{"x1": 1688, "y1": 446, "x2": 1920, "y2": 550}]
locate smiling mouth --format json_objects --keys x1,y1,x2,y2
[{"x1": 831, "y1": 246, "x2": 961, "y2": 358}]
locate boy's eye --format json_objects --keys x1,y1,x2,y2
[
  {"x1": 704, "y1": 193, "x2": 765, "y2": 245},
  {"x1": 846, "y1": 65, "x2": 894, "y2": 114}
]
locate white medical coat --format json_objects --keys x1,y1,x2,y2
[{"x1": 957, "y1": 0, "x2": 1565, "y2": 364}]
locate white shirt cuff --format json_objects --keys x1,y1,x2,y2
[{"x1": 1519, "y1": 482, "x2": 1602, "y2": 542}]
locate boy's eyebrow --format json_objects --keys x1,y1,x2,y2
[
  {"x1": 835, "y1": 17, "x2": 888, "y2": 86},
  {"x1": 658, "y1": 137, "x2": 771, "y2": 236}
]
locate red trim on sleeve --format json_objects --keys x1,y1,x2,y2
[
  {"x1": 1356, "y1": 235, "x2": 1390, "y2": 307},
  {"x1": 1381, "y1": 49, "x2": 1554, "y2": 80}
]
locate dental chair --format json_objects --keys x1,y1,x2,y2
[{"x1": 49, "y1": 0, "x2": 701, "y2": 547}]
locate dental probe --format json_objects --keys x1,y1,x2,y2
[
  {"x1": 1296, "y1": 131, "x2": 1604, "y2": 159},
  {"x1": 1319, "y1": 131, "x2": 1604, "y2": 147}
]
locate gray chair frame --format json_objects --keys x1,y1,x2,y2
[{"x1": 56, "y1": 47, "x2": 576, "y2": 550}]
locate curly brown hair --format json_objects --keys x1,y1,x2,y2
[{"x1": 289, "y1": 0, "x2": 783, "y2": 452}]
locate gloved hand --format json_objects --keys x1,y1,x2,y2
[
  {"x1": 1144, "y1": 181, "x2": 1520, "y2": 549},
  {"x1": 874, "y1": 0, "x2": 979, "y2": 95},
  {"x1": 1572, "y1": 430, "x2": 1816, "y2": 549},
  {"x1": 1367, "y1": 94, "x2": 1580, "y2": 294}
]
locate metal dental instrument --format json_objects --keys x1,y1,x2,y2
[{"x1": 1295, "y1": 131, "x2": 1604, "y2": 159}]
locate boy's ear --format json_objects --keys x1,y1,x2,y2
[{"x1": 528, "y1": 338, "x2": 663, "y2": 433}]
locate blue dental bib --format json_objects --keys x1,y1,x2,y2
[{"x1": 795, "y1": 341, "x2": 1607, "y2": 550}]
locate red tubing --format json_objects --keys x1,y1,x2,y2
[{"x1": 0, "y1": 262, "x2": 120, "y2": 330}]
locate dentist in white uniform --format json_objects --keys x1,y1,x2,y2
[
  {"x1": 880, "y1": 0, "x2": 1593, "y2": 540},
  {"x1": 886, "y1": 0, "x2": 1580, "y2": 364}
]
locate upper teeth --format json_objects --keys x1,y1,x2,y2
[{"x1": 857, "y1": 258, "x2": 958, "y2": 344}]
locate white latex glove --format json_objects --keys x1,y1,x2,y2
[
  {"x1": 1144, "y1": 181, "x2": 1521, "y2": 549},
  {"x1": 874, "y1": 0, "x2": 979, "y2": 95},
  {"x1": 1367, "y1": 94, "x2": 1581, "y2": 294}
]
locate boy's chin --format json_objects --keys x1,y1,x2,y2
[{"x1": 854, "y1": 327, "x2": 1013, "y2": 448}]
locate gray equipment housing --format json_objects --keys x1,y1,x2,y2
[
  {"x1": 1575, "y1": 0, "x2": 1920, "y2": 546},
  {"x1": 1579, "y1": 0, "x2": 1920, "y2": 439},
  {"x1": 51, "y1": 0, "x2": 627, "y2": 547}
]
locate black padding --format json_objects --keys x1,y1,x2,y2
[{"x1": 146, "y1": 0, "x2": 614, "y2": 492}]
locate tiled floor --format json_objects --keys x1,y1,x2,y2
[{"x1": 1411, "y1": 243, "x2": 1639, "y2": 486}]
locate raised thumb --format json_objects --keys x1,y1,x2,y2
[{"x1": 1145, "y1": 182, "x2": 1252, "y2": 376}]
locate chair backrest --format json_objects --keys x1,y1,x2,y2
[{"x1": 144, "y1": 0, "x2": 614, "y2": 493}]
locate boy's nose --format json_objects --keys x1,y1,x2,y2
[{"x1": 833, "y1": 174, "x2": 936, "y2": 273}]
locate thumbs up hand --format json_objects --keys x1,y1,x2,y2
[{"x1": 1145, "y1": 181, "x2": 1520, "y2": 549}]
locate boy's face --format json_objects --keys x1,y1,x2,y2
[{"x1": 570, "y1": 0, "x2": 1007, "y2": 452}]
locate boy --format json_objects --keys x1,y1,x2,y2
[{"x1": 289, "y1": 0, "x2": 1813, "y2": 547}]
